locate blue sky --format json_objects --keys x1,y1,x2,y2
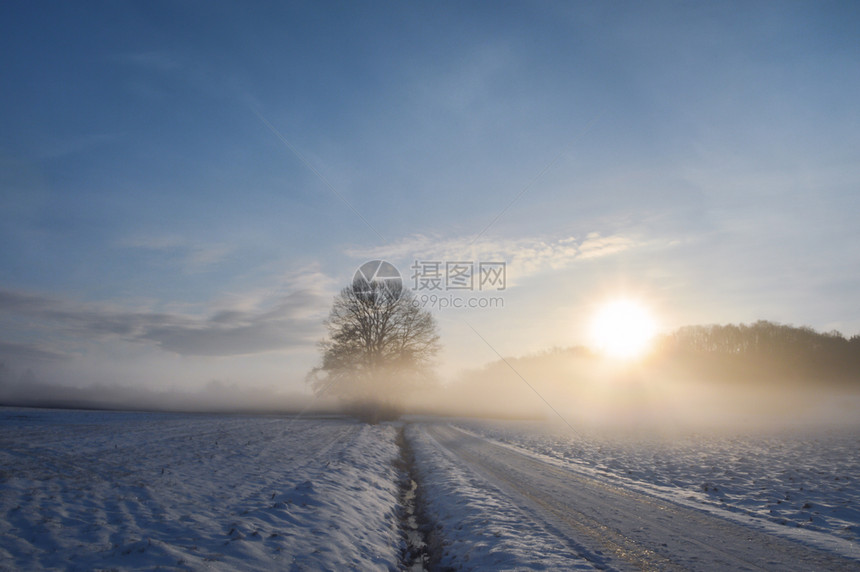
[{"x1": 1, "y1": 1, "x2": 859, "y2": 396}]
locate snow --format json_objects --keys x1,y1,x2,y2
[
  {"x1": 409, "y1": 419, "x2": 860, "y2": 570},
  {"x1": 0, "y1": 407, "x2": 402, "y2": 571},
  {"x1": 2, "y1": 407, "x2": 858, "y2": 570},
  {"x1": 447, "y1": 418, "x2": 860, "y2": 552},
  {"x1": 406, "y1": 424, "x2": 595, "y2": 571}
]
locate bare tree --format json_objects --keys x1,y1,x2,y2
[{"x1": 307, "y1": 278, "x2": 440, "y2": 417}]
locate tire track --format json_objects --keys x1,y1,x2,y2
[{"x1": 426, "y1": 424, "x2": 858, "y2": 571}]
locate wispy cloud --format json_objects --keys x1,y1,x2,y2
[
  {"x1": 0, "y1": 286, "x2": 329, "y2": 358},
  {"x1": 121, "y1": 235, "x2": 234, "y2": 273},
  {"x1": 0, "y1": 341, "x2": 68, "y2": 363},
  {"x1": 577, "y1": 232, "x2": 636, "y2": 259},
  {"x1": 345, "y1": 231, "x2": 642, "y2": 283},
  {"x1": 412, "y1": 42, "x2": 518, "y2": 112},
  {"x1": 137, "y1": 291, "x2": 322, "y2": 356}
]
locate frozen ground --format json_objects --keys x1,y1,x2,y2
[
  {"x1": 406, "y1": 424, "x2": 595, "y2": 570},
  {"x1": 0, "y1": 407, "x2": 402, "y2": 571},
  {"x1": 451, "y1": 419, "x2": 860, "y2": 543},
  {"x1": 410, "y1": 418, "x2": 860, "y2": 570},
  {"x1": 2, "y1": 407, "x2": 859, "y2": 571}
]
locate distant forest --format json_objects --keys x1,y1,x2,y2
[{"x1": 653, "y1": 321, "x2": 860, "y2": 386}]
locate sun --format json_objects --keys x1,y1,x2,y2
[{"x1": 590, "y1": 299, "x2": 657, "y2": 359}]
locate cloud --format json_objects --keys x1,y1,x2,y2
[
  {"x1": 0, "y1": 286, "x2": 329, "y2": 358},
  {"x1": 344, "y1": 231, "x2": 642, "y2": 283},
  {"x1": 121, "y1": 235, "x2": 234, "y2": 272},
  {"x1": 138, "y1": 290, "x2": 325, "y2": 356},
  {"x1": 412, "y1": 42, "x2": 519, "y2": 113},
  {"x1": 0, "y1": 341, "x2": 68, "y2": 363},
  {"x1": 577, "y1": 232, "x2": 637, "y2": 259}
]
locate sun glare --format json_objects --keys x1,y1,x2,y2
[{"x1": 590, "y1": 299, "x2": 657, "y2": 360}]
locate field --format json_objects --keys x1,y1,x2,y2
[
  {"x1": 1, "y1": 407, "x2": 859, "y2": 570},
  {"x1": 0, "y1": 409, "x2": 401, "y2": 570}
]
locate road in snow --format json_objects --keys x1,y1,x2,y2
[
  {"x1": 454, "y1": 418, "x2": 860, "y2": 544},
  {"x1": 410, "y1": 423, "x2": 860, "y2": 571}
]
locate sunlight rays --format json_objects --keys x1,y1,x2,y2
[{"x1": 590, "y1": 299, "x2": 657, "y2": 360}]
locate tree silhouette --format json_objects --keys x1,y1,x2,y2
[
  {"x1": 307, "y1": 277, "x2": 440, "y2": 419},
  {"x1": 657, "y1": 320, "x2": 860, "y2": 385}
]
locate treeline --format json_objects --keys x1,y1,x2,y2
[{"x1": 655, "y1": 321, "x2": 860, "y2": 385}]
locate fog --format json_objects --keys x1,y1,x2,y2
[
  {"x1": 3, "y1": 335, "x2": 858, "y2": 432},
  {"x1": 407, "y1": 347, "x2": 860, "y2": 433},
  {"x1": 0, "y1": 363, "x2": 334, "y2": 415}
]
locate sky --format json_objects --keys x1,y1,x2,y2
[{"x1": 1, "y1": 1, "x2": 859, "y2": 399}]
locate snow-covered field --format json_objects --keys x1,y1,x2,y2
[
  {"x1": 0, "y1": 407, "x2": 402, "y2": 571},
  {"x1": 410, "y1": 420, "x2": 860, "y2": 570},
  {"x1": 448, "y1": 419, "x2": 860, "y2": 543},
  {"x1": 2, "y1": 407, "x2": 859, "y2": 571}
]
